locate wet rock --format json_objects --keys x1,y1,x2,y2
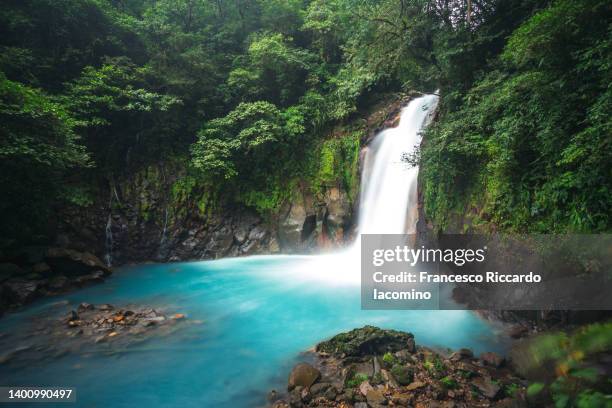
[
  {"x1": 359, "y1": 381, "x2": 374, "y2": 396},
  {"x1": 472, "y1": 376, "x2": 501, "y2": 399},
  {"x1": 32, "y1": 262, "x2": 52, "y2": 276},
  {"x1": 0, "y1": 263, "x2": 26, "y2": 282},
  {"x1": 48, "y1": 275, "x2": 69, "y2": 291},
  {"x1": 316, "y1": 325, "x2": 415, "y2": 357},
  {"x1": 480, "y1": 351, "x2": 504, "y2": 368},
  {"x1": 390, "y1": 364, "x2": 414, "y2": 385},
  {"x1": 366, "y1": 388, "x2": 386, "y2": 407},
  {"x1": 407, "y1": 381, "x2": 426, "y2": 391},
  {"x1": 508, "y1": 325, "x2": 529, "y2": 339},
  {"x1": 45, "y1": 248, "x2": 111, "y2": 277},
  {"x1": 391, "y1": 393, "x2": 412, "y2": 406},
  {"x1": 78, "y1": 302, "x2": 95, "y2": 312},
  {"x1": 279, "y1": 200, "x2": 308, "y2": 249},
  {"x1": 3, "y1": 279, "x2": 42, "y2": 304},
  {"x1": 323, "y1": 187, "x2": 350, "y2": 244},
  {"x1": 267, "y1": 390, "x2": 280, "y2": 403},
  {"x1": 450, "y1": 348, "x2": 473, "y2": 361},
  {"x1": 309, "y1": 382, "x2": 331, "y2": 397},
  {"x1": 288, "y1": 363, "x2": 320, "y2": 390},
  {"x1": 68, "y1": 310, "x2": 79, "y2": 321}
]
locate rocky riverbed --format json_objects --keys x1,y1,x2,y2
[
  {"x1": 269, "y1": 326, "x2": 527, "y2": 408},
  {"x1": 0, "y1": 302, "x2": 193, "y2": 368}
]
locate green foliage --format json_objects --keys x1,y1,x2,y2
[
  {"x1": 382, "y1": 352, "x2": 396, "y2": 367},
  {"x1": 522, "y1": 323, "x2": 612, "y2": 407},
  {"x1": 0, "y1": 72, "x2": 91, "y2": 242},
  {"x1": 420, "y1": 0, "x2": 612, "y2": 232},
  {"x1": 440, "y1": 376, "x2": 458, "y2": 389},
  {"x1": 390, "y1": 364, "x2": 414, "y2": 386},
  {"x1": 308, "y1": 131, "x2": 361, "y2": 202},
  {"x1": 345, "y1": 372, "x2": 369, "y2": 388}
]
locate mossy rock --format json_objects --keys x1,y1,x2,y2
[
  {"x1": 316, "y1": 325, "x2": 415, "y2": 357},
  {"x1": 390, "y1": 364, "x2": 414, "y2": 386}
]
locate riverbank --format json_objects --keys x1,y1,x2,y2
[
  {"x1": 0, "y1": 248, "x2": 112, "y2": 315},
  {"x1": 269, "y1": 326, "x2": 526, "y2": 408}
]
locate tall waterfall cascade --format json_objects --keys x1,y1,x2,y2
[
  {"x1": 356, "y1": 93, "x2": 439, "y2": 237},
  {"x1": 294, "y1": 93, "x2": 439, "y2": 284}
]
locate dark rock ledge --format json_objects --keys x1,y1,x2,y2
[
  {"x1": 0, "y1": 247, "x2": 111, "y2": 315},
  {"x1": 268, "y1": 326, "x2": 527, "y2": 408}
]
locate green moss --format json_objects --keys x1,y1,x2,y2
[
  {"x1": 307, "y1": 130, "x2": 361, "y2": 203},
  {"x1": 345, "y1": 372, "x2": 369, "y2": 388},
  {"x1": 440, "y1": 376, "x2": 458, "y2": 389}
]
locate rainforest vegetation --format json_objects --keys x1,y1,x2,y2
[
  {"x1": 1, "y1": 1, "x2": 611, "y2": 405},
  {"x1": 1, "y1": 0, "x2": 610, "y2": 244}
]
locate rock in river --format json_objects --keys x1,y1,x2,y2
[{"x1": 288, "y1": 363, "x2": 320, "y2": 390}]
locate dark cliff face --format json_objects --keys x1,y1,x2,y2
[{"x1": 54, "y1": 165, "x2": 355, "y2": 266}]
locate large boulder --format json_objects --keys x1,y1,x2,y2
[
  {"x1": 0, "y1": 263, "x2": 26, "y2": 282},
  {"x1": 323, "y1": 187, "x2": 350, "y2": 243},
  {"x1": 2, "y1": 279, "x2": 43, "y2": 305},
  {"x1": 279, "y1": 199, "x2": 308, "y2": 249},
  {"x1": 316, "y1": 326, "x2": 415, "y2": 357},
  {"x1": 45, "y1": 248, "x2": 111, "y2": 277},
  {"x1": 288, "y1": 363, "x2": 320, "y2": 390}
]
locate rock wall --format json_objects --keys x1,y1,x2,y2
[{"x1": 55, "y1": 164, "x2": 355, "y2": 266}]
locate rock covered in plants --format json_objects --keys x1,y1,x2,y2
[
  {"x1": 315, "y1": 325, "x2": 416, "y2": 357},
  {"x1": 269, "y1": 326, "x2": 527, "y2": 407}
]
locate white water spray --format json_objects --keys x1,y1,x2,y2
[
  {"x1": 357, "y1": 94, "x2": 438, "y2": 236},
  {"x1": 282, "y1": 94, "x2": 439, "y2": 284}
]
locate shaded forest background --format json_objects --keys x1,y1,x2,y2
[
  {"x1": 0, "y1": 1, "x2": 611, "y2": 405},
  {"x1": 1, "y1": 0, "x2": 610, "y2": 245}
]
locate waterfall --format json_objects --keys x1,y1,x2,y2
[
  {"x1": 291, "y1": 94, "x2": 439, "y2": 284},
  {"x1": 104, "y1": 213, "x2": 113, "y2": 267},
  {"x1": 356, "y1": 94, "x2": 438, "y2": 237}
]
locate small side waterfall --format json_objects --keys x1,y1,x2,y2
[{"x1": 104, "y1": 213, "x2": 113, "y2": 267}]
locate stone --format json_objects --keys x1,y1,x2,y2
[
  {"x1": 390, "y1": 364, "x2": 414, "y2": 385},
  {"x1": 45, "y1": 248, "x2": 111, "y2": 276},
  {"x1": 78, "y1": 303, "x2": 95, "y2": 312},
  {"x1": 288, "y1": 363, "x2": 320, "y2": 390},
  {"x1": 309, "y1": 382, "x2": 331, "y2": 396},
  {"x1": 450, "y1": 348, "x2": 473, "y2": 361},
  {"x1": 279, "y1": 199, "x2": 308, "y2": 249},
  {"x1": 32, "y1": 262, "x2": 52, "y2": 276},
  {"x1": 68, "y1": 310, "x2": 79, "y2": 321},
  {"x1": 406, "y1": 381, "x2": 426, "y2": 391},
  {"x1": 48, "y1": 275, "x2": 69, "y2": 291},
  {"x1": 508, "y1": 325, "x2": 529, "y2": 339},
  {"x1": 324, "y1": 187, "x2": 350, "y2": 244},
  {"x1": 366, "y1": 389, "x2": 386, "y2": 407},
  {"x1": 391, "y1": 393, "x2": 412, "y2": 406},
  {"x1": 480, "y1": 352, "x2": 504, "y2": 368},
  {"x1": 316, "y1": 326, "x2": 415, "y2": 357},
  {"x1": 354, "y1": 403, "x2": 368, "y2": 408},
  {"x1": 359, "y1": 381, "x2": 373, "y2": 396},
  {"x1": 233, "y1": 227, "x2": 248, "y2": 244},
  {"x1": 472, "y1": 377, "x2": 501, "y2": 399},
  {"x1": 0, "y1": 263, "x2": 26, "y2": 281},
  {"x1": 3, "y1": 279, "x2": 41, "y2": 304},
  {"x1": 267, "y1": 390, "x2": 280, "y2": 403},
  {"x1": 381, "y1": 369, "x2": 399, "y2": 389}
]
